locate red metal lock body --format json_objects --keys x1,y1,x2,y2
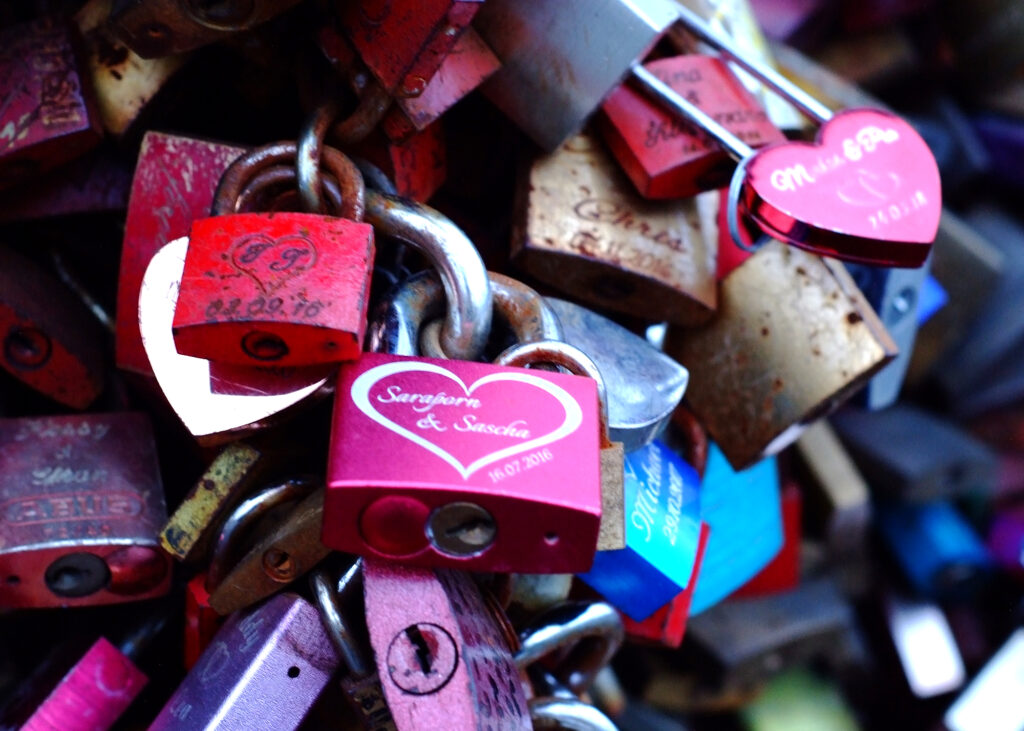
[
  {"x1": 185, "y1": 573, "x2": 223, "y2": 670},
  {"x1": 0, "y1": 413, "x2": 171, "y2": 608},
  {"x1": 0, "y1": 17, "x2": 101, "y2": 189},
  {"x1": 339, "y1": 0, "x2": 484, "y2": 97},
  {"x1": 0, "y1": 246, "x2": 105, "y2": 410},
  {"x1": 324, "y1": 352, "x2": 602, "y2": 573},
  {"x1": 352, "y1": 122, "x2": 447, "y2": 202},
  {"x1": 381, "y1": 29, "x2": 501, "y2": 143},
  {"x1": 117, "y1": 132, "x2": 246, "y2": 377},
  {"x1": 172, "y1": 212, "x2": 375, "y2": 366},
  {"x1": 363, "y1": 558, "x2": 531, "y2": 730},
  {"x1": 600, "y1": 55, "x2": 785, "y2": 199}
]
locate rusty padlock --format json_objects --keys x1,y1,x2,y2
[
  {"x1": 600, "y1": 54, "x2": 785, "y2": 199},
  {"x1": 171, "y1": 142, "x2": 375, "y2": 367},
  {"x1": 513, "y1": 133, "x2": 718, "y2": 327},
  {"x1": 337, "y1": 0, "x2": 484, "y2": 99},
  {"x1": 664, "y1": 239, "x2": 897, "y2": 469},
  {"x1": 361, "y1": 557, "x2": 529, "y2": 730},
  {"x1": 117, "y1": 131, "x2": 247, "y2": 378},
  {"x1": 0, "y1": 246, "x2": 106, "y2": 410},
  {"x1": 0, "y1": 16, "x2": 102, "y2": 189},
  {"x1": 0, "y1": 413, "x2": 171, "y2": 609}
]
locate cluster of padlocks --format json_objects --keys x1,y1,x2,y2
[{"x1": 1, "y1": 0, "x2": 1023, "y2": 728}]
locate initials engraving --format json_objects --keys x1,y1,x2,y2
[{"x1": 230, "y1": 233, "x2": 317, "y2": 295}]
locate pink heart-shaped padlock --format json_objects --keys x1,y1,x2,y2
[{"x1": 741, "y1": 109, "x2": 941, "y2": 267}]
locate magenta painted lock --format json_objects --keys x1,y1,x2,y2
[
  {"x1": 148, "y1": 593, "x2": 339, "y2": 730},
  {"x1": 323, "y1": 352, "x2": 602, "y2": 573},
  {"x1": 362, "y1": 557, "x2": 531, "y2": 730}
]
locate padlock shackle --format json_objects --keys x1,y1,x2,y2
[
  {"x1": 515, "y1": 601, "x2": 624, "y2": 697},
  {"x1": 205, "y1": 478, "x2": 315, "y2": 591},
  {"x1": 310, "y1": 562, "x2": 373, "y2": 679},
  {"x1": 670, "y1": 5, "x2": 834, "y2": 125},
  {"x1": 495, "y1": 340, "x2": 612, "y2": 448},
  {"x1": 529, "y1": 696, "x2": 619, "y2": 731}
]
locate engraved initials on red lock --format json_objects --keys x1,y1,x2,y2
[
  {"x1": 324, "y1": 352, "x2": 602, "y2": 573},
  {"x1": 172, "y1": 145, "x2": 375, "y2": 367}
]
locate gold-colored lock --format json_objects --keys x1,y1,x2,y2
[
  {"x1": 512, "y1": 132, "x2": 718, "y2": 326},
  {"x1": 665, "y1": 241, "x2": 897, "y2": 470}
]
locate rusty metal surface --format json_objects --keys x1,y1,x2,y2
[
  {"x1": 514, "y1": 133, "x2": 718, "y2": 327},
  {"x1": 0, "y1": 413, "x2": 171, "y2": 608},
  {"x1": 598, "y1": 442, "x2": 626, "y2": 551},
  {"x1": 159, "y1": 442, "x2": 263, "y2": 563},
  {"x1": 665, "y1": 241, "x2": 897, "y2": 470}
]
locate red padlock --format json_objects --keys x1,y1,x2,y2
[
  {"x1": 339, "y1": 0, "x2": 484, "y2": 98},
  {"x1": 171, "y1": 145, "x2": 375, "y2": 367},
  {"x1": 352, "y1": 120, "x2": 447, "y2": 202},
  {"x1": 117, "y1": 132, "x2": 246, "y2": 378},
  {"x1": 0, "y1": 16, "x2": 101, "y2": 189},
  {"x1": 184, "y1": 574, "x2": 222, "y2": 671},
  {"x1": 600, "y1": 55, "x2": 785, "y2": 199}
]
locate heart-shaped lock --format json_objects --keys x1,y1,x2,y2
[
  {"x1": 740, "y1": 109, "x2": 941, "y2": 267},
  {"x1": 139, "y1": 237, "x2": 332, "y2": 446}
]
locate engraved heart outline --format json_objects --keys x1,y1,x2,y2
[
  {"x1": 230, "y1": 232, "x2": 318, "y2": 295},
  {"x1": 350, "y1": 361, "x2": 584, "y2": 480}
]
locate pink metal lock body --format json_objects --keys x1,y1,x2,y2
[
  {"x1": 600, "y1": 55, "x2": 785, "y2": 199},
  {"x1": 363, "y1": 558, "x2": 531, "y2": 730},
  {"x1": 0, "y1": 413, "x2": 171, "y2": 608},
  {"x1": 117, "y1": 132, "x2": 246, "y2": 377},
  {"x1": 149, "y1": 593, "x2": 339, "y2": 730},
  {"x1": 171, "y1": 212, "x2": 375, "y2": 366},
  {"x1": 19, "y1": 637, "x2": 147, "y2": 731},
  {"x1": 324, "y1": 352, "x2": 602, "y2": 573}
]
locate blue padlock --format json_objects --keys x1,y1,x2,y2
[
  {"x1": 578, "y1": 439, "x2": 702, "y2": 621},
  {"x1": 878, "y1": 500, "x2": 992, "y2": 600}
]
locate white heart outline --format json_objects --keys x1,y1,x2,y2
[{"x1": 350, "y1": 360, "x2": 584, "y2": 480}]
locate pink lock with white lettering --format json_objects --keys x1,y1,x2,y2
[{"x1": 324, "y1": 353, "x2": 602, "y2": 573}]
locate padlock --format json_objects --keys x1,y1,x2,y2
[
  {"x1": 832, "y1": 404, "x2": 997, "y2": 502},
  {"x1": 337, "y1": 0, "x2": 484, "y2": 98},
  {"x1": 528, "y1": 696, "x2": 619, "y2": 731},
  {"x1": 0, "y1": 246, "x2": 106, "y2": 409},
  {"x1": 883, "y1": 592, "x2": 966, "y2": 699},
  {"x1": 172, "y1": 143, "x2": 375, "y2": 367},
  {"x1": 148, "y1": 593, "x2": 339, "y2": 730},
  {"x1": 878, "y1": 500, "x2": 993, "y2": 601},
  {"x1": 74, "y1": 0, "x2": 188, "y2": 140},
  {"x1": 109, "y1": 0, "x2": 303, "y2": 58},
  {"x1": 159, "y1": 441, "x2": 263, "y2": 563},
  {"x1": 513, "y1": 133, "x2": 719, "y2": 327},
  {"x1": 664, "y1": 239, "x2": 897, "y2": 470},
  {"x1": 845, "y1": 255, "x2": 931, "y2": 410},
  {"x1": 577, "y1": 439, "x2": 702, "y2": 621},
  {"x1": 0, "y1": 611, "x2": 168, "y2": 731},
  {"x1": 360, "y1": 557, "x2": 530, "y2": 729},
  {"x1": 117, "y1": 131, "x2": 246, "y2": 378},
  {"x1": 687, "y1": 577, "x2": 860, "y2": 689},
  {"x1": 0, "y1": 413, "x2": 171, "y2": 608},
  {"x1": 730, "y1": 480, "x2": 801, "y2": 598},
  {"x1": 325, "y1": 344, "x2": 602, "y2": 573},
  {"x1": 618, "y1": 522, "x2": 711, "y2": 648},
  {"x1": 351, "y1": 121, "x2": 447, "y2": 202},
  {"x1": 480, "y1": 0, "x2": 942, "y2": 267},
  {"x1": 380, "y1": 28, "x2": 501, "y2": 144},
  {"x1": 545, "y1": 298, "x2": 689, "y2": 453},
  {"x1": 515, "y1": 601, "x2": 624, "y2": 699},
  {"x1": 139, "y1": 237, "x2": 334, "y2": 445},
  {"x1": 688, "y1": 445, "x2": 782, "y2": 615},
  {"x1": 793, "y1": 421, "x2": 872, "y2": 594},
  {"x1": 184, "y1": 573, "x2": 220, "y2": 671},
  {"x1": 599, "y1": 55, "x2": 785, "y2": 199},
  {"x1": 945, "y1": 629, "x2": 1024, "y2": 731},
  {"x1": 208, "y1": 485, "x2": 329, "y2": 615},
  {"x1": 309, "y1": 563, "x2": 397, "y2": 730},
  {"x1": 0, "y1": 16, "x2": 102, "y2": 189}
]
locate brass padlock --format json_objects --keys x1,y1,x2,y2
[
  {"x1": 512, "y1": 133, "x2": 718, "y2": 327},
  {"x1": 665, "y1": 240, "x2": 897, "y2": 469}
]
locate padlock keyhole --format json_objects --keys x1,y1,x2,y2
[
  {"x1": 44, "y1": 553, "x2": 110, "y2": 598},
  {"x1": 3, "y1": 327, "x2": 52, "y2": 370},
  {"x1": 405, "y1": 625, "x2": 434, "y2": 674}
]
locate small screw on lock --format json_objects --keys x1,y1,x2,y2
[
  {"x1": 427, "y1": 502, "x2": 497, "y2": 557},
  {"x1": 4, "y1": 326, "x2": 52, "y2": 370}
]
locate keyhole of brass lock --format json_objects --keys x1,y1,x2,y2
[{"x1": 427, "y1": 502, "x2": 497, "y2": 557}]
